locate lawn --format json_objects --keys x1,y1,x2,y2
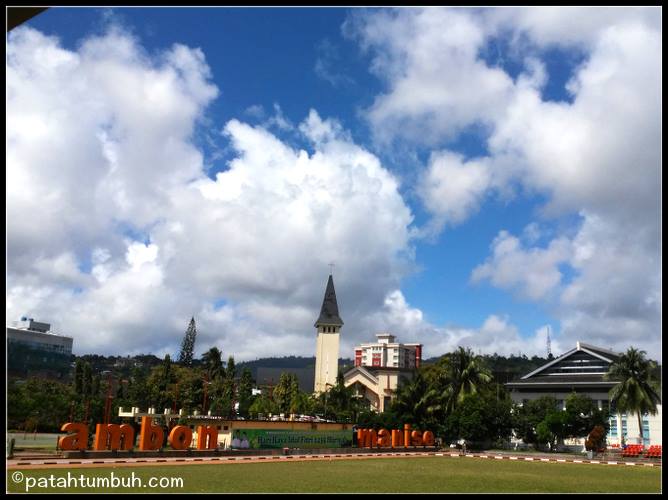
[{"x1": 7, "y1": 456, "x2": 661, "y2": 493}]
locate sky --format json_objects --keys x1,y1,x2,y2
[{"x1": 6, "y1": 7, "x2": 662, "y2": 362}]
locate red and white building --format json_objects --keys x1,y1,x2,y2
[
  {"x1": 345, "y1": 333, "x2": 423, "y2": 412},
  {"x1": 354, "y1": 333, "x2": 422, "y2": 370}
]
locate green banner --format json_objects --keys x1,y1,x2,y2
[{"x1": 230, "y1": 429, "x2": 353, "y2": 449}]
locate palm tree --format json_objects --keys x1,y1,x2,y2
[
  {"x1": 202, "y1": 347, "x2": 224, "y2": 382},
  {"x1": 440, "y1": 346, "x2": 492, "y2": 413},
  {"x1": 391, "y1": 371, "x2": 441, "y2": 429},
  {"x1": 605, "y1": 347, "x2": 661, "y2": 443}
]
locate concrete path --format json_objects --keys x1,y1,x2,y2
[{"x1": 7, "y1": 450, "x2": 660, "y2": 470}]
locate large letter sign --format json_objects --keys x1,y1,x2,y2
[
  {"x1": 93, "y1": 424, "x2": 135, "y2": 451},
  {"x1": 58, "y1": 423, "x2": 88, "y2": 451},
  {"x1": 139, "y1": 417, "x2": 165, "y2": 451},
  {"x1": 356, "y1": 424, "x2": 435, "y2": 449}
]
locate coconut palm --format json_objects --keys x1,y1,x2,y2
[
  {"x1": 440, "y1": 346, "x2": 493, "y2": 413},
  {"x1": 605, "y1": 347, "x2": 661, "y2": 443},
  {"x1": 391, "y1": 370, "x2": 441, "y2": 429},
  {"x1": 201, "y1": 347, "x2": 224, "y2": 382}
]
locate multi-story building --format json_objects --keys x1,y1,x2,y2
[
  {"x1": 344, "y1": 334, "x2": 423, "y2": 412},
  {"x1": 354, "y1": 333, "x2": 422, "y2": 370},
  {"x1": 7, "y1": 318, "x2": 74, "y2": 379},
  {"x1": 506, "y1": 341, "x2": 662, "y2": 447}
]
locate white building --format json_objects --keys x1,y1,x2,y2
[
  {"x1": 354, "y1": 333, "x2": 422, "y2": 370},
  {"x1": 343, "y1": 334, "x2": 423, "y2": 413},
  {"x1": 506, "y1": 341, "x2": 662, "y2": 447},
  {"x1": 7, "y1": 318, "x2": 73, "y2": 355}
]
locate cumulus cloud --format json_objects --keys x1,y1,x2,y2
[
  {"x1": 7, "y1": 25, "x2": 417, "y2": 359},
  {"x1": 347, "y1": 7, "x2": 661, "y2": 357},
  {"x1": 418, "y1": 151, "x2": 492, "y2": 230},
  {"x1": 344, "y1": 8, "x2": 513, "y2": 145},
  {"x1": 361, "y1": 290, "x2": 562, "y2": 359},
  {"x1": 471, "y1": 229, "x2": 573, "y2": 301}
]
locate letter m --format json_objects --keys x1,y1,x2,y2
[
  {"x1": 94, "y1": 424, "x2": 135, "y2": 451},
  {"x1": 357, "y1": 428, "x2": 374, "y2": 448}
]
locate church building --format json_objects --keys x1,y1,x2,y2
[{"x1": 313, "y1": 274, "x2": 343, "y2": 394}]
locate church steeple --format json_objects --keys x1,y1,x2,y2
[
  {"x1": 313, "y1": 274, "x2": 342, "y2": 394},
  {"x1": 314, "y1": 274, "x2": 344, "y2": 327}
]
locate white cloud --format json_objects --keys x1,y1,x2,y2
[
  {"x1": 7, "y1": 26, "x2": 419, "y2": 359},
  {"x1": 471, "y1": 230, "x2": 573, "y2": 301},
  {"x1": 344, "y1": 8, "x2": 514, "y2": 145},
  {"x1": 348, "y1": 7, "x2": 661, "y2": 356},
  {"x1": 362, "y1": 290, "x2": 562, "y2": 359},
  {"x1": 418, "y1": 151, "x2": 491, "y2": 230},
  {"x1": 484, "y1": 7, "x2": 661, "y2": 50}
]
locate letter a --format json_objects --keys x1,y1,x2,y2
[{"x1": 58, "y1": 423, "x2": 88, "y2": 451}]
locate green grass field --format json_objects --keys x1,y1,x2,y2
[{"x1": 7, "y1": 457, "x2": 661, "y2": 493}]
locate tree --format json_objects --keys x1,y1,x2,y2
[
  {"x1": 445, "y1": 390, "x2": 513, "y2": 448},
  {"x1": 391, "y1": 371, "x2": 441, "y2": 431},
  {"x1": 82, "y1": 362, "x2": 93, "y2": 399},
  {"x1": 273, "y1": 372, "x2": 301, "y2": 415},
  {"x1": 126, "y1": 366, "x2": 150, "y2": 411},
  {"x1": 248, "y1": 392, "x2": 278, "y2": 417},
  {"x1": 318, "y1": 372, "x2": 365, "y2": 422},
  {"x1": 535, "y1": 411, "x2": 569, "y2": 451},
  {"x1": 211, "y1": 356, "x2": 237, "y2": 418},
  {"x1": 225, "y1": 356, "x2": 236, "y2": 381},
  {"x1": 177, "y1": 317, "x2": 197, "y2": 367},
  {"x1": 202, "y1": 347, "x2": 224, "y2": 382},
  {"x1": 237, "y1": 368, "x2": 254, "y2": 418},
  {"x1": 439, "y1": 346, "x2": 493, "y2": 413},
  {"x1": 512, "y1": 396, "x2": 559, "y2": 448},
  {"x1": 147, "y1": 354, "x2": 176, "y2": 411},
  {"x1": 74, "y1": 359, "x2": 84, "y2": 396},
  {"x1": 605, "y1": 347, "x2": 661, "y2": 443},
  {"x1": 563, "y1": 392, "x2": 609, "y2": 439}
]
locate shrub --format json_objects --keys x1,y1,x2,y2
[{"x1": 585, "y1": 425, "x2": 607, "y2": 451}]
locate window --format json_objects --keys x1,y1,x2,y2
[
  {"x1": 609, "y1": 416, "x2": 618, "y2": 437},
  {"x1": 621, "y1": 415, "x2": 628, "y2": 437},
  {"x1": 642, "y1": 414, "x2": 650, "y2": 445}
]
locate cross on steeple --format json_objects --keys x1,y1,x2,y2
[{"x1": 328, "y1": 262, "x2": 335, "y2": 275}]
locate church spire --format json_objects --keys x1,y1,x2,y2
[{"x1": 314, "y1": 274, "x2": 344, "y2": 327}]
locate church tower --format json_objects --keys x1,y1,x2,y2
[{"x1": 313, "y1": 274, "x2": 343, "y2": 394}]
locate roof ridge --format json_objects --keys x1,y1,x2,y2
[{"x1": 578, "y1": 342, "x2": 620, "y2": 357}]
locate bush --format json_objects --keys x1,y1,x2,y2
[{"x1": 585, "y1": 425, "x2": 607, "y2": 451}]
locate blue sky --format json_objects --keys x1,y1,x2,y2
[{"x1": 8, "y1": 7, "x2": 661, "y2": 361}]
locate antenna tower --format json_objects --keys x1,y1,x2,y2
[{"x1": 546, "y1": 325, "x2": 552, "y2": 358}]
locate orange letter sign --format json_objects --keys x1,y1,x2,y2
[
  {"x1": 196, "y1": 425, "x2": 218, "y2": 450},
  {"x1": 168, "y1": 425, "x2": 192, "y2": 450},
  {"x1": 411, "y1": 430, "x2": 423, "y2": 446},
  {"x1": 139, "y1": 416, "x2": 165, "y2": 451},
  {"x1": 58, "y1": 423, "x2": 88, "y2": 451},
  {"x1": 377, "y1": 429, "x2": 391, "y2": 448},
  {"x1": 391, "y1": 429, "x2": 403, "y2": 448},
  {"x1": 94, "y1": 424, "x2": 135, "y2": 451}
]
